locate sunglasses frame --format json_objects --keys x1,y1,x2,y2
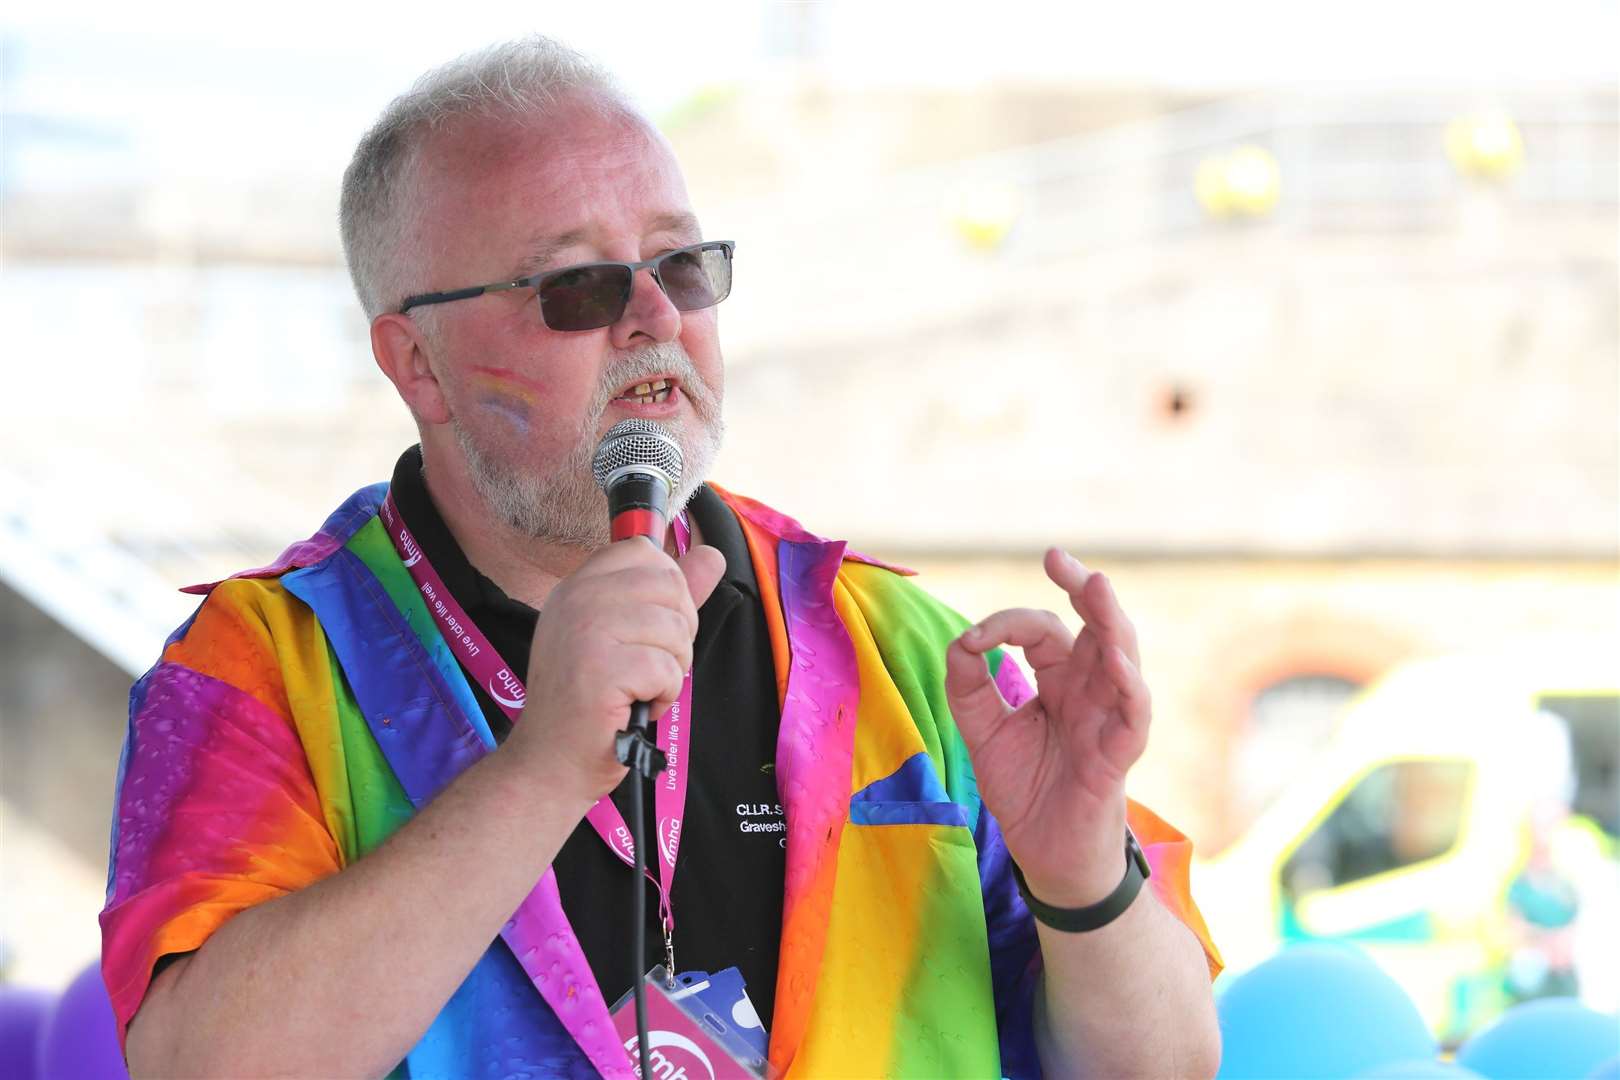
[{"x1": 397, "y1": 240, "x2": 735, "y2": 331}]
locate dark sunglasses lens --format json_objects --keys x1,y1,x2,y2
[
  {"x1": 538, "y1": 264, "x2": 631, "y2": 331},
  {"x1": 659, "y1": 245, "x2": 732, "y2": 312}
]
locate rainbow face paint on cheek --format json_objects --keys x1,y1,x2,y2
[
  {"x1": 469, "y1": 366, "x2": 548, "y2": 399},
  {"x1": 467, "y1": 366, "x2": 545, "y2": 432},
  {"x1": 475, "y1": 394, "x2": 532, "y2": 431}
]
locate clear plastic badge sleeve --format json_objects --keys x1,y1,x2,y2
[{"x1": 608, "y1": 966, "x2": 770, "y2": 1079}]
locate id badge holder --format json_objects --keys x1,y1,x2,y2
[
  {"x1": 667, "y1": 968, "x2": 771, "y2": 1074},
  {"x1": 609, "y1": 966, "x2": 770, "y2": 1078}
]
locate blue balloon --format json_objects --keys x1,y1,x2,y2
[
  {"x1": 1216, "y1": 943, "x2": 1434, "y2": 1079},
  {"x1": 1588, "y1": 1055, "x2": 1620, "y2": 1080},
  {"x1": 0, "y1": 986, "x2": 57, "y2": 1080},
  {"x1": 1354, "y1": 1059, "x2": 1485, "y2": 1078},
  {"x1": 1457, "y1": 998, "x2": 1619, "y2": 1080},
  {"x1": 36, "y1": 964, "x2": 130, "y2": 1080}
]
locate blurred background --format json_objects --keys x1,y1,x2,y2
[{"x1": 2, "y1": 0, "x2": 1616, "y2": 1053}]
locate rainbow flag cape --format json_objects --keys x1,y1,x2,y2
[{"x1": 101, "y1": 482, "x2": 1219, "y2": 1077}]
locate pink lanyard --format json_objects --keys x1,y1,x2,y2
[{"x1": 380, "y1": 490, "x2": 695, "y2": 974}]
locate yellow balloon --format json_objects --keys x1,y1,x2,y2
[
  {"x1": 1446, "y1": 112, "x2": 1525, "y2": 180},
  {"x1": 946, "y1": 183, "x2": 1022, "y2": 251},
  {"x1": 1225, "y1": 146, "x2": 1282, "y2": 216},
  {"x1": 1195, "y1": 155, "x2": 1234, "y2": 218},
  {"x1": 1195, "y1": 145, "x2": 1281, "y2": 220}
]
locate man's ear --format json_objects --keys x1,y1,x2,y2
[{"x1": 372, "y1": 313, "x2": 451, "y2": 425}]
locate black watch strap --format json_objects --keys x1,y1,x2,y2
[{"x1": 1012, "y1": 829, "x2": 1151, "y2": 933}]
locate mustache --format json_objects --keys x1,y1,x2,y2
[{"x1": 590, "y1": 342, "x2": 716, "y2": 418}]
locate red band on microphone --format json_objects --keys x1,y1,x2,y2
[{"x1": 611, "y1": 508, "x2": 665, "y2": 543}]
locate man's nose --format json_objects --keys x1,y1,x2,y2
[{"x1": 609, "y1": 267, "x2": 681, "y2": 348}]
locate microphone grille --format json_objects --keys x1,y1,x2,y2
[{"x1": 591, "y1": 419, "x2": 684, "y2": 491}]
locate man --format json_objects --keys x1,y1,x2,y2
[{"x1": 101, "y1": 36, "x2": 1221, "y2": 1078}]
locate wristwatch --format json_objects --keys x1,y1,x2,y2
[{"x1": 1012, "y1": 828, "x2": 1151, "y2": 932}]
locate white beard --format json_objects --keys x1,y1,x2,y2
[{"x1": 452, "y1": 340, "x2": 724, "y2": 549}]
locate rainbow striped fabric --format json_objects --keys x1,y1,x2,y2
[{"x1": 101, "y1": 482, "x2": 1219, "y2": 1077}]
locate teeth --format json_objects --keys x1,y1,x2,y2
[{"x1": 619, "y1": 378, "x2": 673, "y2": 405}]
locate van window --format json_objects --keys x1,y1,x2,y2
[
  {"x1": 1536, "y1": 693, "x2": 1620, "y2": 838},
  {"x1": 1281, "y1": 759, "x2": 1474, "y2": 899}
]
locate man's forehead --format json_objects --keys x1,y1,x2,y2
[
  {"x1": 411, "y1": 102, "x2": 696, "y2": 275},
  {"x1": 419, "y1": 106, "x2": 692, "y2": 226},
  {"x1": 421, "y1": 101, "x2": 673, "y2": 188}
]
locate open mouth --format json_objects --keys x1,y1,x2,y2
[{"x1": 615, "y1": 377, "x2": 674, "y2": 405}]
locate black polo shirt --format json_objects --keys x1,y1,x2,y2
[{"x1": 388, "y1": 446, "x2": 787, "y2": 1029}]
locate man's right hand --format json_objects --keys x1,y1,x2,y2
[{"x1": 505, "y1": 537, "x2": 726, "y2": 809}]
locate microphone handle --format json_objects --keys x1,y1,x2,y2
[{"x1": 627, "y1": 699, "x2": 652, "y2": 736}]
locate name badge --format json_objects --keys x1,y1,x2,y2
[{"x1": 609, "y1": 966, "x2": 770, "y2": 1078}]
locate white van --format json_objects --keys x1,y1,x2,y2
[{"x1": 1195, "y1": 639, "x2": 1619, "y2": 1043}]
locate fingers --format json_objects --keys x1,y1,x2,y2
[
  {"x1": 958, "y1": 556, "x2": 1150, "y2": 731},
  {"x1": 557, "y1": 551, "x2": 711, "y2": 679},
  {"x1": 1105, "y1": 644, "x2": 1151, "y2": 730},
  {"x1": 678, "y1": 544, "x2": 727, "y2": 610},
  {"x1": 948, "y1": 609, "x2": 1073, "y2": 744},
  {"x1": 1098, "y1": 644, "x2": 1152, "y2": 768},
  {"x1": 944, "y1": 634, "x2": 1014, "y2": 746},
  {"x1": 616, "y1": 644, "x2": 689, "y2": 715},
  {"x1": 1057, "y1": 635, "x2": 1149, "y2": 734},
  {"x1": 944, "y1": 630, "x2": 997, "y2": 697},
  {"x1": 586, "y1": 539, "x2": 724, "y2": 619},
  {"x1": 958, "y1": 608, "x2": 1074, "y2": 672},
  {"x1": 1043, "y1": 548, "x2": 1140, "y2": 671},
  {"x1": 572, "y1": 533, "x2": 675, "y2": 577},
  {"x1": 574, "y1": 540, "x2": 705, "y2": 630},
  {"x1": 515, "y1": 541, "x2": 699, "y2": 789},
  {"x1": 598, "y1": 603, "x2": 699, "y2": 673}
]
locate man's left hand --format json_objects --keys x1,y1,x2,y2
[{"x1": 944, "y1": 548, "x2": 1148, "y2": 906}]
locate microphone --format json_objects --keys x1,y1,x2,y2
[
  {"x1": 592, "y1": 418, "x2": 685, "y2": 545},
  {"x1": 590, "y1": 419, "x2": 685, "y2": 1079}
]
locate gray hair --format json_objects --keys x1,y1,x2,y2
[{"x1": 339, "y1": 36, "x2": 634, "y2": 319}]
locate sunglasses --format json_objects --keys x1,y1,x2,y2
[{"x1": 398, "y1": 240, "x2": 734, "y2": 332}]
